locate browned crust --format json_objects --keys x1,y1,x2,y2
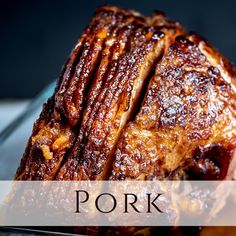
[{"x1": 110, "y1": 35, "x2": 236, "y2": 181}]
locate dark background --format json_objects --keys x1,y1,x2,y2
[{"x1": 1, "y1": 0, "x2": 236, "y2": 98}]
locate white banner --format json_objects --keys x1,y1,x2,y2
[{"x1": 0, "y1": 181, "x2": 236, "y2": 226}]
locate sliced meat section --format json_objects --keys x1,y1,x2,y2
[
  {"x1": 110, "y1": 34, "x2": 236, "y2": 181},
  {"x1": 56, "y1": 27, "x2": 164, "y2": 180},
  {"x1": 56, "y1": 15, "x2": 184, "y2": 181},
  {"x1": 15, "y1": 6, "x2": 146, "y2": 180}
]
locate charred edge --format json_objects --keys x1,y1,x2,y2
[
  {"x1": 64, "y1": 36, "x2": 97, "y2": 125},
  {"x1": 71, "y1": 32, "x2": 107, "y2": 125},
  {"x1": 55, "y1": 40, "x2": 105, "y2": 180},
  {"x1": 56, "y1": 50, "x2": 117, "y2": 179},
  {"x1": 63, "y1": 9, "x2": 137, "y2": 126},
  {"x1": 54, "y1": 13, "x2": 102, "y2": 117},
  {"x1": 84, "y1": 23, "x2": 142, "y2": 134},
  {"x1": 54, "y1": 39, "x2": 85, "y2": 120},
  {"x1": 55, "y1": 19, "x2": 136, "y2": 180},
  {"x1": 55, "y1": 51, "x2": 103, "y2": 176},
  {"x1": 82, "y1": 22, "x2": 137, "y2": 130},
  {"x1": 69, "y1": 44, "x2": 121, "y2": 161},
  {"x1": 56, "y1": 22, "x2": 140, "y2": 180}
]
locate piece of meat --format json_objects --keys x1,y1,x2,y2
[
  {"x1": 110, "y1": 34, "x2": 236, "y2": 181},
  {"x1": 14, "y1": 5, "x2": 236, "y2": 236}
]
